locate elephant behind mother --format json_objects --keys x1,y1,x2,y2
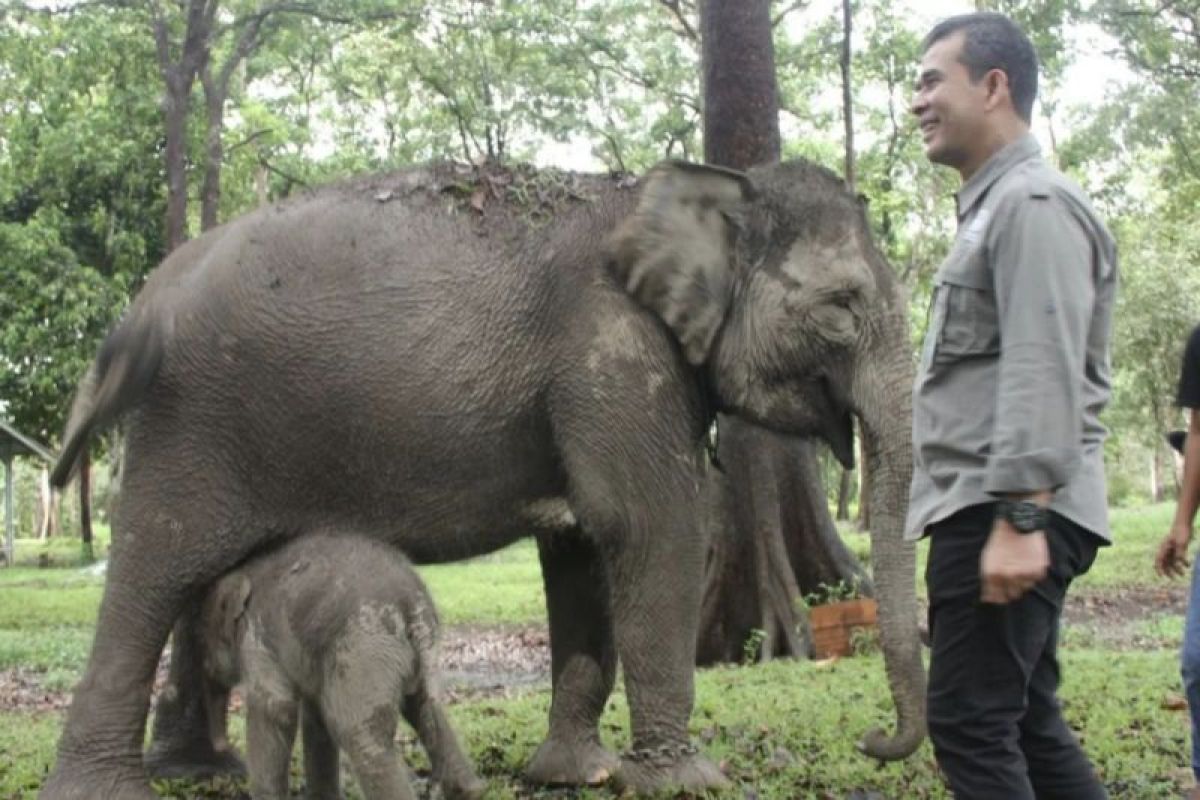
[{"x1": 43, "y1": 159, "x2": 923, "y2": 799}]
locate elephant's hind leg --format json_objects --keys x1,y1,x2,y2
[
  {"x1": 524, "y1": 530, "x2": 619, "y2": 786},
  {"x1": 144, "y1": 608, "x2": 247, "y2": 779},
  {"x1": 42, "y1": 516, "x2": 242, "y2": 797}
]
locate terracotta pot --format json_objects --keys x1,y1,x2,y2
[{"x1": 809, "y1": 597, "x2": 878, "y2": 659}]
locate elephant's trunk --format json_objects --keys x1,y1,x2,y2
[{"x1": 852, "y1": 325, "x2": 927, "y2": 761}]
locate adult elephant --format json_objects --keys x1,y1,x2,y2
[{"x1": 43, "y1": 159, "x2": 923, "y2": 799}]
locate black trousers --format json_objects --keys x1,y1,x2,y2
[{"x1": 925, "y1": 503, "x2": 1108, "y2": 800}]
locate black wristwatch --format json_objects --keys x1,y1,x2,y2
[{"x1": 995, "y1": 499, "x2": 1048, "y2": 534}]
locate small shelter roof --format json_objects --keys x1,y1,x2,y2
[{"x1": 0, "y1": 419, "x2": 55, "y2": 464}]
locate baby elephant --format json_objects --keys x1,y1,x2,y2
[{"x1": 200, "y1": 533, "x2": 485, "y2": 800}]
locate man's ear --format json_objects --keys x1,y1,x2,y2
[{"x1": 983, "y1": 68, "x2": 1011, "y2": 112}]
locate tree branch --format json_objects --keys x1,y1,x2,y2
[
  {"x1": 656, "y1": 0, "x2": 699, "y2": 41},
  {"x1": 227, "y1": 128, "x2": 273, "y2": 152},
  {"x1": 772, "y1": 0, "x2": 810, "y2": 29}
]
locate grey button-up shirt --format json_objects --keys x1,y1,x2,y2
[{"x1": 906, "y1": 134, "x2": 1118, "y2": 542}]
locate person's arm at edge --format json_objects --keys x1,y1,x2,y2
[{"x1": 1157, "y1": 409, "x2": 1200, "y2": 578}]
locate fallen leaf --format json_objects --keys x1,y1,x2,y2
[{"x1": 1162, "y1": 693, "x2": 1189, "y2": 711}]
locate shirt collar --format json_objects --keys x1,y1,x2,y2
[{"x1": 955, "y1": 133, "x2": 1041, "y2": 221}]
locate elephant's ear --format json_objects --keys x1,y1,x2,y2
[
  {"x1": 215, "y1": 573, "x2": 253, "y2": 647},
  {"x1": 608, "y1": 161, "x2": 754, "y2": 366}
]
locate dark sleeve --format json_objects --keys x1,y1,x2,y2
[{"x1": 1179, "y1": 325, "x2": 1200, "y2": 409}]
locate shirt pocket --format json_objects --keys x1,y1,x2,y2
[{"x1": 934, "y1": 270, "x2": 1000, "y2": 361}]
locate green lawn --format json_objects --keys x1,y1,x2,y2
[{"x1": 0, "y1": 504, "x2": 1193, "y2": 798}]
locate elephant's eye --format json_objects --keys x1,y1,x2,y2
[{"x1": 829, "y1": 291, "x2": 855, "y2": 310}]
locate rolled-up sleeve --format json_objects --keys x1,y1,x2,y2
[{"x1": 983, "y1": 192, "x2": 1094, "y2": 494}]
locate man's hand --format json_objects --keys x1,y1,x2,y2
[
  {"x1": 1155, "y1": 523, "x2": 1192, "y2": 579},
  {"x1": 980, "y1": 519, "x2": 1050, "y2": 604}
]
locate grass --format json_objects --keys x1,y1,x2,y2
[
  {"x1": 0, "y1": 504, "x2": 1194, "y2": 798},
  {"x1": 0, "y1": 651, "x2": 1187, "y2": 798},
  {"x1": 837, "y1": 502, "x2": 1181, "y2": 600},
  {"x1": 420, "y1": 540, "x2": 546, "y2": 626},
  {"x1": 5, "y1": 523, "x2": 113, "y2": 568}
]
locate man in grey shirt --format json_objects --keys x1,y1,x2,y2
[{"x1": 909, "y1": 12, "x2": 1116, "y2": 799}]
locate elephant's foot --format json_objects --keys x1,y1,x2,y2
[
  {"x1": 40, "y1": 764, "x2": 160, "y2": 800},
  {"x1": 442, "y1": 774, "x2": 488, "y2": 800},
  {"x1": 143, "y1": 738, "x2": 246, "y2": 780},
  {"x1": 524, "y1": 734, "x2": 619, "y2": 786},
  {"x1": 612, "y1": 743, "x2": 730, "y2": 795}
]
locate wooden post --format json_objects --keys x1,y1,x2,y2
[
  {"x1": 80, "y1": 450, "x2": 94, "y2": 564},
  {"x1": 4, "y1": 453, "x2": 13, "y2": 568}
]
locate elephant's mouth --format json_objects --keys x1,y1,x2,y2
[{"x1": 819, "y1": 375, "x2": 856, "y2": 470}]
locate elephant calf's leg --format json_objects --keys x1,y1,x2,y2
[
  {"x1": 524, "y1": 531, "x2": 619, "y2": 786},
  {"x1": 402, "y1": 687, "x2": 485, "y2": 800},
  {"x1": 245, "y1": 692, "x2": 300, "y2": 800},
  {"x1": 332, "y1": 710, "x2": 417, "y2": 800},
  {"x1": 301, "y1": 700, "x2": 342, "y2": 800}
]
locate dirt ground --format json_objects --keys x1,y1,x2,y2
[{"x1": 1, "y1": 584, "x2": 1190, "y2": 714}]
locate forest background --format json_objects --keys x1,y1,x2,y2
[{"x1": 1, "y1": 0, "x2": 1197, "y2": 530}]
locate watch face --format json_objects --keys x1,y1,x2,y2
[{"x1": 1000, "y1": 500, "x2": 1046, "y2": 533}]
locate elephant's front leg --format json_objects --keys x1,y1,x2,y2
[
  {"x1": 145, "y1": 609, "x2": 246, "y2": 779},
  {"x1": 601, "y1": 484, "x2": 730, "y2": 795},
  {"x1": 523, "y1": 530, "x2": 620, "y2": 787},
  {"x1": 556, "y1": 420, "x2": 729, "y2": 794}
]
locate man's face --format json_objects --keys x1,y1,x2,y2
[{"x1": 911, "y1": 32, "x2": 990, "y2": 172}]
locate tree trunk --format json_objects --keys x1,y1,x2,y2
[
  {"x1": 80, "y1": 451, "x2": 94, "y2": 564},
  {"x1": 163, "y1": 77, "x2": 191, "y2": 253},
  {"x1": 4, "y1": 456, "x2": 13, "y2": 567},
  {"x1": 1151, "y1": 447, "x2": 1164, "y2": 503},
  {"x1": 857, "y1": 434, "x2": 871, "y2": 531},
  {"x1": 37, "y1": 466, "x2": 51, "y2": 540},
  {"x1": 700, "y1": 0, "x2": 780, "y2": 167},
  {"x1": 200, "y1": 80, "x2": 225, "y2": 232},
  {"x1": 840, "y1": 0, "x2": 855, "y2": 190},
  {"x1": 836, "y1": 467, "x2": 852, "y2": 520},
  {"x1": 46, "y1": 489, "x2": 60, "y2": 539},
  {"x1": 153, "y1": 1, "x2": 215, "y2": 253},
  {"x1": 256, "y1": 165, "x2": 270, "y2": 206}
]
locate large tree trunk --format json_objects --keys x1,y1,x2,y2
[{"x1": 700, "y1": 0, "x2": 780, "y2": 167}]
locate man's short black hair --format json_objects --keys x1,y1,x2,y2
[{"x1": 923, "y1": 12, "x2": 1038, "y2": 124}]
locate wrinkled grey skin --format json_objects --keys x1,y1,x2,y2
[
  {"x1": 200, "y1": 533, "x2": 483, "y2": 800},
  {"x1": 43, "y1": 159, "x2": 923, "y2": 799}
]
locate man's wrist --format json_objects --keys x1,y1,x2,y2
[{"x1": 995, "y1": 498, "x2": 1049, "y2": 534}]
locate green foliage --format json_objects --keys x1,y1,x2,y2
[
  {"x1": 802, "y1": 578, "x2": 868, "y2": 607},
  {"x1": 0, "y1": 221, "x2": 127, "y2": 441},
  {"x1": 0, "y1": 0, "x2": 1197, "y2": 510},
  {"x1": 0, "y1": 7, "x2": 165, "y2": 279},
  {"x1": 741, "y1": 627, "x2": 767, "y2": 665}
]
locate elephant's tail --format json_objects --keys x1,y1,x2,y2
[{"x1": 50, "y1": 309, "x2": 165, "y2": 488}]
